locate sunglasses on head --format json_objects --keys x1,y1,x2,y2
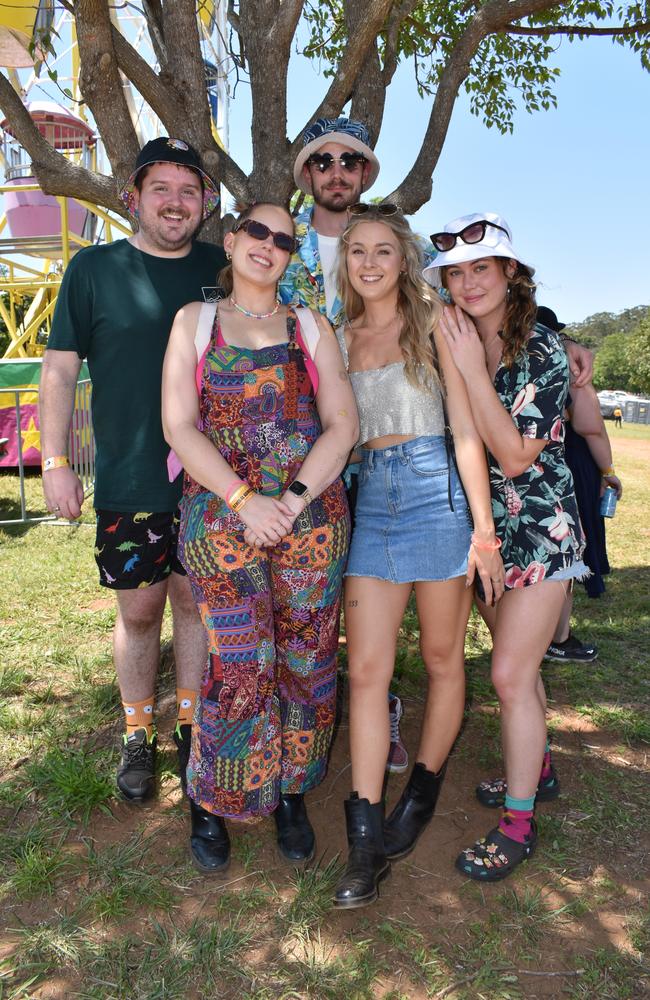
[
  {"x1": 232, "y1": 218, "x2": 298, "y2": 254},
  {"x1": 429, "y1": 220, "x2": 510, "y2": 253},
  {"x1": 306, "y1": 152, "x2": 367, "y2": 173},
  {"x1": 348, "y1": 202, "x2": 401, "y2": 218}
]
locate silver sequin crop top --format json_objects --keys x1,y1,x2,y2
[{"x1": 336, "y1": 326, "x2": 445, "y2": 447}]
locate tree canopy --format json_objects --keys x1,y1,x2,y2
[{"x1": 0, "y1": 1, "x2": 648, "y2": 236}]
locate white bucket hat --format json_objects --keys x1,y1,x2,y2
[
  {"x1": 293, "y1": 117, "x2": 380, "y2": 195},
  {"x1": 423, "y1": 212, "x2": 529, "y2": 287}
]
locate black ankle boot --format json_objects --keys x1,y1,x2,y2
[
  {"x1": 384, "y1": 760, "x2": 447, "y2": 860},
  {"x1": 189, "y1": 798, "x2": 230, "y2": 873},
  {"x1": 274, "y1": 793, "x2": 315, "y2": 863},
  {"x1": 334, "y1": 794, "x2": 390, "y2": 908}
]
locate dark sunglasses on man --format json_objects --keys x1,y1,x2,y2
[
  {"x1": 348, "y1": 202, "x2": 401, "y2": 218},
  {"x1": 306, "y1": 152, "x2": 367, "y2": 173},
  {"x1": 429, "y1": 219, "x2": 510, "y2": 253},
  {"x1": 232, "y1": 218, "x2": 298, "y2": 254}
]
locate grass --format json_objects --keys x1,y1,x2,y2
[{"x1": 1, "y1": 426, "x2": 649, "y2": 999}]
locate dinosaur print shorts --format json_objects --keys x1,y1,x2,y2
[{"x1": 94, "y1": 509, "x2": 186, "y2": 589}]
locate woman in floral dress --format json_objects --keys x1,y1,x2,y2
[{"x1": 425, "y1": 212, "x2": 587, "y2": 880}]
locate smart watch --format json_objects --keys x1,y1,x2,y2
[{"x1": 288, "y1": 480, "x2": 313, "y2": 505}]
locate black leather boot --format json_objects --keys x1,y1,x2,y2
[
  {"x1": 384, "y1": 760, "x2": 447, "y2": 860},
  {"x1": 334, "y1": 794, "x2": 390, "y2": 908},
  {"x1": 274, "y1": 793, "x2": 315, "y2": 863},
  {"x1": 189, "y1": 798, "x2": 230, "y2": 873}
]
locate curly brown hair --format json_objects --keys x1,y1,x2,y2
[{"x1": 441, "y1": 258, "x2": 537, "y2": 369}]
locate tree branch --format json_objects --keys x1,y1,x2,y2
[
  {"x1": 75, "y1": 0, "x2": 140, "y2": 187},
  {"x1": 0, "y1": 72, "x2": 122, "y2": 212},
  {"x1": 388, "y1": 0, "x2": 569, "y2": 212},
  {"x1": 270, "y1": 0, "x2": 305, "y2": 49},
  {"x1": 505, "y1": 21, "x2": 650, "y2": 37},
  {"x1": 291, "y1": 0, "x2": 395, "y2": 158}
]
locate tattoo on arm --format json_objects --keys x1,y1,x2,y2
[{"x1": 347, "y1": 599, "x2": 358, "y2": 607}]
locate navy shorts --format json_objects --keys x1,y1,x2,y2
[
  {"x1": 95, "y1": 509, "x2": 186, "y2": 589},
  {"x1": 346, "y1": 436, "x2": 472, "y2": 584}
]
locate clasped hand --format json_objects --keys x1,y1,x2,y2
[
  {"x1": 466, "y1": 544, "x2": 505, "y2": 607},
  {"x1": 240, "y1": 493, "x2": 296, "y2": 549}
]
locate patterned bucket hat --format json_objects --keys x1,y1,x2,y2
[
  {"x1": 293, "y1": 117, "x2": 380, "y2": 194},
  {"x1": 119, "y1": 137, "x2": 220, "y2": 221}
]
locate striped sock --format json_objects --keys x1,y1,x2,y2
[{"x1": 499, "y1": 793, "x2": 535, "y2": 844}]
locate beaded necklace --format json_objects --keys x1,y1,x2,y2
[{"x1": 230, "y1": 296, "x2": 280, "y2": 320}]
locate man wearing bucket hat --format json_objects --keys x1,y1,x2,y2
[
  {"x1": 40, "y1": 137, "x2": 226, "y2": 805},
  {"x1": 279, "y1": 117, "x2": 412, "y2": 773},
  {"x1": 279, "y1": 117, "x2": 380, "y2": 327}
]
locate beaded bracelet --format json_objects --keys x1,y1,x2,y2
[{"x1": 471, "y1": 533, "x2": 502, "y2": 551}]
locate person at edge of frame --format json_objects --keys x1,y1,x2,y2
[{"x1": 39, "y1": 137, "x2": 226, "y2": 810}]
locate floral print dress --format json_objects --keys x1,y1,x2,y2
[{"x1": 488, "y1": 323, "x2": 585, "y2": 588}]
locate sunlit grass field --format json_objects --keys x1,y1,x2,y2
[{"x1": 1, "y1": 425, "x2": 648, "y2": 999}]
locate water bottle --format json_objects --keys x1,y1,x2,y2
[{"x1": 599, "y1": 486, "x2": 617, "y2": 518}]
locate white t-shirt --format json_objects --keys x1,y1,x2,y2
[{"x1": 317, "y1": 233, "x2": 339, "y2": 321}]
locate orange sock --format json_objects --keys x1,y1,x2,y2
[
  {"x1": 176, "y1": 688, "x2": 198, "y2": 727},
  {"x1": 122, "y1": 696, "x2": 155, "y2": 737}
]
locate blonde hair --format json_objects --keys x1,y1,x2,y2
[
  {"x1": 337, "y1": 209, "x2": 443, "y2": 392},
  {"x1": 217, "y1": 202, "x2": 295, "y2": 296}
]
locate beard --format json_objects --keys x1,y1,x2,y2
[{"x1": 313, "y1": 179, "x2": 363, "y2": 213}]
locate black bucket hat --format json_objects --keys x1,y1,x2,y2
[{"x1": 119, "y1": 137, "x2": 220, "y2": 220}]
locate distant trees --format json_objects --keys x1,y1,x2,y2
[
  {"x1": 564, "y1": 305, "x2": 650, "y2": 350},
  {"x1": 590, "y1": 308, "x2": 650, "y2": 394}
]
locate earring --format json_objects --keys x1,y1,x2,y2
[{"x1": 226, "y1": 251, "x2": 232, "y2": 261}]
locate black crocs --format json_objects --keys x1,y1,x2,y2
[
  {"x1": 455, "y1": 819, "x2": 538, "y2": 881},
  {"x1": 475, "y1": 766, "x2": 560, "y2": 808}
]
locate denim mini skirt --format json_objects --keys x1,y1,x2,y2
[{"x1": 346, "y1": 436, "x2": 472, "y2": 584}]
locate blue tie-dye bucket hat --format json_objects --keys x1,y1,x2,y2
[{"x1": 293, "y1": 117, "x2": 380, "y2": 194}]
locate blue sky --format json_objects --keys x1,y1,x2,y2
[{"x1": 228, "y1": 35, "x2": 650, "y2": 325}]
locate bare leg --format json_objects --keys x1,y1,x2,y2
[
  {"x1": 167, "y1": 571, "x2": 207, "y2": 691},
  {"x1": 552, "y1": 587, "x2": 573, "y2": 644},
  {"x1": 491, "y1": 581, "x2": 569, "y2": 799},
  {"x1": 114, "y1": 581, "x2": 169, "y2": 702},
  {"x1": 345, "y1": 577, "x2": 412, "y2": 801},
  {"x1": 414, "y1": 577, "x2": 472, "y2": 772}
]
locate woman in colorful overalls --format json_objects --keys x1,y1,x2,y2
[{"x1": 162, "y1": 203, "x2": 358, "y2": 873}]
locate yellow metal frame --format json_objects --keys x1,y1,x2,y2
[{"x1": 0, "y1": 183, "x2": 132, "y2": 358}]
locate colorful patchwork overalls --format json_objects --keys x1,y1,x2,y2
[{"x1": 179, "y1": 307, "x2": 350, "y2": 819}]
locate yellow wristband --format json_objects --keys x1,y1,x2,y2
[
  {"x1": 42, "y1": 455, "x2": 69, "y2": 472},
  {"x1": 600, "y1": 466, "x2": 615, "y2": 477}
]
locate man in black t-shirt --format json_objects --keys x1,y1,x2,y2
[{"x1": 40, "y1": 138, "x2": 226, "y2": 809}]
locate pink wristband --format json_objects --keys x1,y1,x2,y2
[
  {"x1": 225, "y1": 480, "x2": 244, "y2": 504},
  {"x1": 471, "y1": 533, "x2": 502, "y2": 551}
]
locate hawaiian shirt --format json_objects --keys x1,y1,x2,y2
[
  {"x1": 279, "y1": 206, "x2": 343, "y2": 324},
  {"x1": 489, "y1": 323, "x2": 585, "y2": 588},
  {"x1": 279, "y1": 205, "x2": 437, "y2": 327}
]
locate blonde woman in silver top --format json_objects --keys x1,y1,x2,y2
[{"x1": 333, "y1": 204, "x2": 504, "y2": 908}]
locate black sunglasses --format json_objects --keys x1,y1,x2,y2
[
  {"x1": 348, "y1": 202, "x2": 402, "y2": 218},
  {"x1": 430, "y1": 220, "x2": 510, "y2": 253},
  {"x1": 306, "y1": 152, "x2": 367, "y2": 173},
  {"x1": 232, "y1": 218, "x2": 298, "y2": 254}
]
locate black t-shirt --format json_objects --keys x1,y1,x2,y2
[{"x1": 48, "y1": 238, "x2": 226, "y2": 511}]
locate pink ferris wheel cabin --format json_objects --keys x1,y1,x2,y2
[{"x1": 1, "y1": 100, "x2": 97, "y2": 247}]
